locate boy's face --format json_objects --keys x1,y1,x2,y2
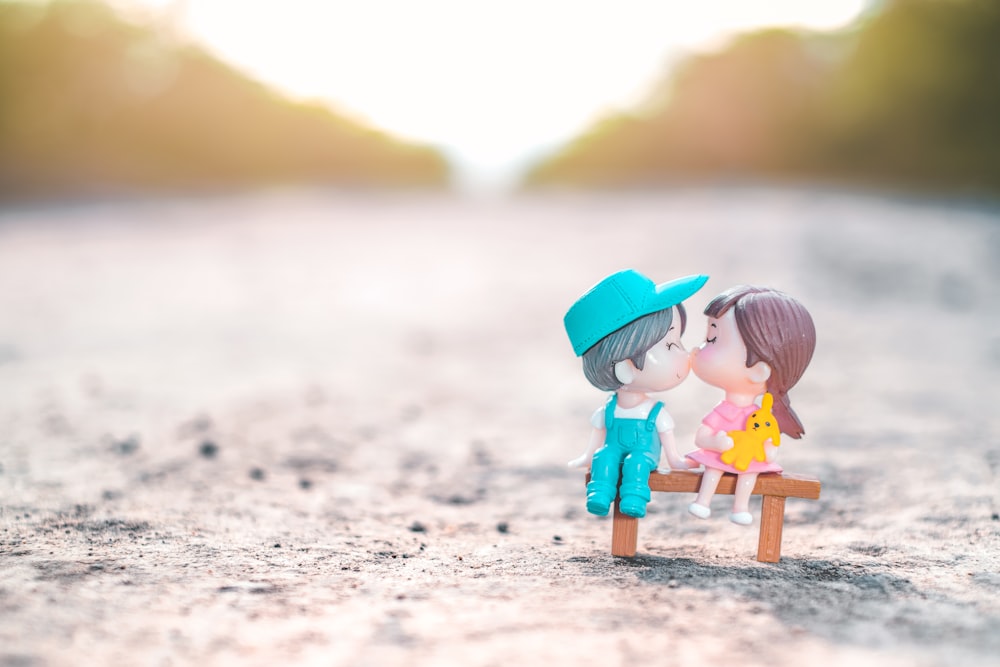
[{"x1": 626, "y1": 307, "x2": 691, "y2": 392}]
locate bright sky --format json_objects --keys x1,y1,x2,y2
[{"x1": 124, "y1": 0, "x2": 869, "y2": 190}]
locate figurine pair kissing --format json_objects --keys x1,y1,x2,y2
[{"x1": 564, "y1": 270, "x2": 816, "y2": 525}]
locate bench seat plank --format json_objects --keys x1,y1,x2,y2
[{"x1": 647, "y1": 470, "x2": 820, "y2": 499}]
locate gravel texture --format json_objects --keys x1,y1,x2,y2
[{"x1": 1, "y1": 188, "x2": 998, "y2": 666}]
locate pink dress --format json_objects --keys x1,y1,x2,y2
[{"x1": 685, "y1": 400, "x2": 783, "y2": 475}]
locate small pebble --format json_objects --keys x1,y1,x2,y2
[
  {"x1": 199, "y1": 441, "x2": 219, "y2": 459},
  {"x1": 409, "y1": 521, "x2": 427, "y2": 533},
  {"x1": 249, "y1": 467, "x2": 266, "y2": 481},
  {"x1": 496, "y1": 522, "x2": 509, "y2": 534},
  {"x1": 114, "y1": 435, "x2": 141, "y2": 455}
]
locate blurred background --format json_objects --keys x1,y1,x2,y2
[
  {"x1": 3, "y1": 0, "x2": 998, "y2": 410},
  {"x1": 2, "y1": 0, "x2": 999, "y2": 195}
]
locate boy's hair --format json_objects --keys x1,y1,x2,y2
[{"x1": 581, "y1": 304, "x2": 686, "y2": 391}]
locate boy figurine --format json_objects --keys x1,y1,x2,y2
[{"x1": 565, "y1": 270, "x2": 708, "y2": 518}]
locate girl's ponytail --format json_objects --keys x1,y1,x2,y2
[{"x1": 772, "y1": 390, "x2": 805, "y2": 439}]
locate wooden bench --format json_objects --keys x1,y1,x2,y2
[{"x1": 589, "y1": 470, "x2": 821, "y2": 562}]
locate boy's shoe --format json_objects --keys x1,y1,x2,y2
[
  {"x1": 586, "y1": 494, "x2": 611, "y2": 516},
  {"x1": 619, "y1": 495, "x2": 647, "y2": 518}
]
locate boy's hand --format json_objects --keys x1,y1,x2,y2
[{"x1": 660, "y1": 456, "x2": 689, "y2": 472}]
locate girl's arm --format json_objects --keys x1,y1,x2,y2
[
  {"x1": 567, "y1": 427, "x2": 605, "y2": 469},
  {"x1": 693, "y1": 424, "x2": 733, "y2": 452},
  {"x1": 657, "y1": 430, "x2": 689, "y2": 472}
]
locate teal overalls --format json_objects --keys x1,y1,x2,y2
[{"x1": 586, "y1": 395, "x2": 663, "y2": 519}]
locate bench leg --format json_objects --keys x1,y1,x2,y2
[
  {"x1": 757, "y1": 495, "x2": 785, "y2": 563},
  {"x1": 611, "y1": 500, "x2": 638, "y2": 557}
]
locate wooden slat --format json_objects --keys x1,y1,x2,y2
[
  {"x1": 757, "y1": 495, "x2": 786, "y2": 563},
  {"x1": 645, "y1": 470, "x2": 820, "y2": 499},
  {"x1": 610, "y1": 501, "x2": 638, "y2": 557}
]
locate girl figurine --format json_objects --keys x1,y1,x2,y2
[
  {"x1": 685, "y1": 285, "x2": 816, "y2": 526},
  {"x1": 564, "y1": 270, "x2": 707, "y2": 519}
]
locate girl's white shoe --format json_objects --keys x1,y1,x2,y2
[
  {"x1": 688, "y1": 502, "x2": 711, "y2": 519},
  {"x1": 729, "y1": 511, "x2": 753, "y2": 526}
]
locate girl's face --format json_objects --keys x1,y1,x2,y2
[
  {"x1": 692, "y1": 308, "x2": 765, "y2": 394},
  {"x1": 625, "y1": 307, "x2": 691, "y2": 393}
]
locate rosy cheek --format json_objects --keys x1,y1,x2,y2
[
  {"x1": 695, "y1": 345, "x2": 715, "y2": 365},
  {"x1": 691, "y1": 350, "x2": 709, "y2": 376},
  {"x1": 680, "y1": 353, "x2": 692, "y2": 373}
]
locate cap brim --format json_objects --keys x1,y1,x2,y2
[{"x1": 650, "y1": 274, "x2": 709, "y2": 310}]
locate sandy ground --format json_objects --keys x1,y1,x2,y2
[{"x1": 0, "y1": 187, "x2": 998, "y2": 667}]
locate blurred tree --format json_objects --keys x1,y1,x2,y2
[
  {"x1": 822, "y1": 0, "x2": 1000, "y2": 190},
  {"x1": 525, "y1": 0, "x2": 1000, "y2": 195},
  {"x1": 525, "y1": 30, "x2": 839, "y2": 187},
  {"x1": 0, "y1": 0, "x2": 450, "y2": 200}
]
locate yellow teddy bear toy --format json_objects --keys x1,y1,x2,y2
[{"x1": 720, "y1": 393, "x2": 782, "y2": 471}]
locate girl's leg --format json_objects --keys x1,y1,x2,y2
[
  {"x1": 689, "y1": 467, "x2": 724, "y2": 518},
  {"x1": 730, "y1": 472, "x2": 759, "y2": 525}
]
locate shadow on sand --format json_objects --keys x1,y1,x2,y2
[{"x1": 567, "y1": 553, "x2": 1000, "y2": 651}]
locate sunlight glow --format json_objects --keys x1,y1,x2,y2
[{"x1": 123, "y1": 0, "x2": 869, "y2": 189}]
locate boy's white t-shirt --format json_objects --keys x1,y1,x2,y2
[{"x1": 590, "y1": 398, "x2": 674, "y2": 433}]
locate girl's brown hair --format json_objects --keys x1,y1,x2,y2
[{"x1": 704, "y1": 286, "x2": 816, "y2": 439}]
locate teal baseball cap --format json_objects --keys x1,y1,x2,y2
[{"x1": 564, "y1": 270, "x2": 709, "y2": 356}]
